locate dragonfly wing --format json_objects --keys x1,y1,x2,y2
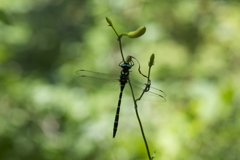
[
  {"x1": 76, "y1": 69, "x2": 166, "y2": 101},
  {"x1": 128, "y1": 78, "x2": 166, "y2": 102},
  {"x1": 76, "y1": 69, "x2": 120, "y2": 84}
]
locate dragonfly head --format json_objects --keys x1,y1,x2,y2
[
  {"x1": 120, "y1": 63, "x2": 132, "y2": 68},
  {"x1": 119, "y1": 57, "x2": 134, "y2": 68}
]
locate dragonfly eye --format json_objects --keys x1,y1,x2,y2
[{"x1": 120, "y1": 63, "x2": 132, "y2": 68}]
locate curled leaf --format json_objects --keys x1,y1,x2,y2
[
  {"x1": 119, "y1": 26, "x2": 146, "y2": 38},
  {"x1": 127, "y1": 26, "x2": 146, "y2": 38}
]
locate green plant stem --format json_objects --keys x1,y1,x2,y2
[
  {"x1": 118, "y1": 38, "x2": 125, "y2": 62},
  {"x1": 128, "y1": 78, "x2": 152, "y2": 160},
  {"x1": 136, "y1": 64, "x2": 152, "y2": 101},
  {"x1": 147, "y1": 65, "x2": 152, "y2": 82},
  {"x1": 109, "y1": 25, "x2": 125, "y2": 62}
]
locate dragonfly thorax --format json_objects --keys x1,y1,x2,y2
[{"x1": 119, "y1": 63, "x2": 132, "y2": 84}]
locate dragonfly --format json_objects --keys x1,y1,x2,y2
[{"x1": 76, "y1": 62, "x2": 166, "y2": 138}]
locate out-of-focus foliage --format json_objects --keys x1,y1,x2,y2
[
  {"x1": 0, "y1": 10, "x2": 13, "y2": 25},
  {"x1": 0, "y1": 0, "x2": 240, "y2": 160}
]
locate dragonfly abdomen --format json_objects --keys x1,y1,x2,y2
[
  {"x1": 113, "y1": 64, "x2": 130, "y2": 138},
  {"x1": 113, "y1": 84, "x2": 126, "y2": 138}
]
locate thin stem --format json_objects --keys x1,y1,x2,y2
[
  {"x1": 110, "y1": 24, "x2": 119, "y2": 38},
  {"x1": 147, "y1": 66, "x2": 152, "y2": 82},
  {"x1": 109, "y1": 25, "x2": 125, "y2": 62},
  {"x1": 136, "y1": 63, "x2": 152, "y2": 101},
  {"x1": 131, "y1": 56, "x2": 148, "y2": 79},
  {"x1": 128, "y1": 78, "x2": 152, "y2": 160},
  {"x1": 136, "y1": 84, "x2": 149, "y2": 101},
  {"x1": 118, "y1": 38, "x2": 125, "y2": 62}
]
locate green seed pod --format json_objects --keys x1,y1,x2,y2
[
  {"x1": 148, "y1": 54, "x2": 155, "y2": 67},
  {"x1": 127, "y1": 26, "x2": 146, "y2": 38},
  {"x1": 106, "y1": 17, "x2": 112, "y2": 26}
]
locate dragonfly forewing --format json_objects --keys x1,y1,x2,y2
[{"x1": 76, "y1": 69, "x2": 120, "y2": 85}]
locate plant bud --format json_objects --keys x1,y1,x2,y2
[
  {"x1": 148, "y1": 54, "x2": 155, "y2": 67},
  {"x1": 106, "y1": 17, "x2": 112, "y2": 26}
]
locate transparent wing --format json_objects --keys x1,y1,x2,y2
[
  {"x1": 129, "y1": 78, "x2": 167, "y2": 102},
  {"x1": 76, "y1": 69, "x2": 166, "y2": 101},
  {"x1": 76, "y1": 69, "x2": 120, "y2": 83}
]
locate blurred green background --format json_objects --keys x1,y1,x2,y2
[{"x1": 1, "y1": 0, "x2": 240, "y2": 160}]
